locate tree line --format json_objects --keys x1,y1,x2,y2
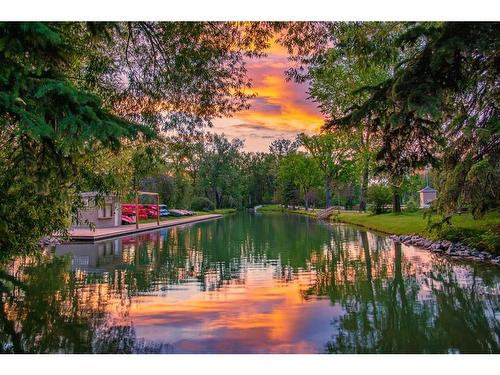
[{"x1": 1, "y1": 21, "x2": 498, "y2": 253}]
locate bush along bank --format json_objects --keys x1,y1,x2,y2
[{"x1": 390, "y1": 234, "x2": 500, "y2": 266}]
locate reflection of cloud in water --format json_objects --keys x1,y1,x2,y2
[{"x1": 3, "y1": 213, "x2": 499, "y2": 353}]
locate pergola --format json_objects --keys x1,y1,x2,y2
[{"x1": 134, "y1": 190, "x2": 160, "y2": 229}]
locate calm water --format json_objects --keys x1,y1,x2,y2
[{"x1": 1, "y1": 213, "x2": 499, "y2": 353}]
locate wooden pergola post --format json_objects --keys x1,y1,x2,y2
[
  {"x1": 135, "y1": 190, "x2": 139, "y2": 229},
  {"x1": 135, "y1": 191, "x2": 160, "y2": 227},
  {"x1": 157, "y1": 193, "x2": 160, "y2": 226}
]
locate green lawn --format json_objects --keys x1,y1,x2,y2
[
  {"x1": 335, "y1": 211, "x2": 428, "y2": 235},
  {"x1": 210, "y1": 208, "x2": 237, "y2": 215},
  {"x1": 258, "y1": 204, "x2": 319, "y2": 218},
  {"x1": 335, "y1": 210, "x2": 500, "y2": 254},
  {"x1": 194, "y1": 208, "x2": 237, "y2": 215},
  {"x1": 260, "y1": 205, "x2": 500, "y2": 253}
]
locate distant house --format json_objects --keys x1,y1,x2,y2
[
  {"x1": 73, "y1": 192, "x2": 122, "y2": 229},
  {"x1": 419, "y1": 186, "x2": 437, "y2": 208}
]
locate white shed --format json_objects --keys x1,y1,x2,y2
[{"x1": 73, "y1": 192, "x2": 122, "y2": 229}]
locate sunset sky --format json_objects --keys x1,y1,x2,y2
[{"x1": 212, "y1": 43, "x2": 324, "y2": 152}]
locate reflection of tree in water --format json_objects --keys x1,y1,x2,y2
[
  {"x1": 2, "y1": 214, "x2": 498, "y2": 353},
  {"x1": 0, "y1": 254, "x2": 170, "y2": 353},
  {"x1": 306, "y1": 233, "x2": 500, "y2": 353},
  {"x1": 109, "y1": 213, "x2": 338, "y2": 293}
]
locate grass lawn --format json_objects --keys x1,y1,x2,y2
[
  {"x1": 259, "y1": 204, "x2": 319, "y2": 218},
  {"x1": 335, "y1": 210, "x2": 500, "y2": 253},
  {"x1": 210, "y1": 208, "x2": 237, "y2": 215},
  {"x1": 260, "y1": 205, "x2": 500, "y2": 253},
  {"x1": 335, "y1": 211, "x2": 428, "y2": 235}
]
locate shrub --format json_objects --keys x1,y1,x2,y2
[
  {"x1": 436, "y1": 226, "x2": 500, "y2": 255},
  {"x1": 191, "y1": 197, "x2": 215, "y2": 212},
  {"x1": 405, "y1": 196, "x2": 419, "y2": 212},
  {"x1": 367, "y1": 185, "x2": 392, "y2": 214}
]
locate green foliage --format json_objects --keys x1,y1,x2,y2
[
  {"x1": 336, "y1": 210, "x2": 500, "y2": 254},
  {"x1": 298, "y1": 131, "x2": 358, "y2": 207},
  {"x1": 138, "y1": 175, "x2": 173, "y2": 205},
  {"x1": 269, "y1": 138, "x2": 299, "y2": 159},
  {"x1": 197, "y1": 133, "x2": 245, "y2": 209},
  {"x1": 191, "y1": 197, "x2": 215, "y2": 212},
  {"x1": 0, "y1": 21, "x2": 276, "y2": 252},
  {"x1": 292, "y1": 22, "x2": 499, "y2": 217},
  {"x1": 336, "y1": 22, "x2": 500, "y2": 216},
  {"x1": 240, "y1": 152, "x2": 277, "y2": 208},
  {"x1": 405, "y1": 196, "x2": 419, "y2": 212},
  {"x1": 435, "y1": 227, "x2": 500, "y2": 255},
  {"x1": 0, "y1": 22, "x2": 151, "y2": 252},
  {"x1": 278, "y1": 153, "x2": 322, "y2": 209},
  {"x1": 367, "y1": 184, "x2": 392, "y2": 214}
]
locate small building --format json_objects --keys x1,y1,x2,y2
[
  {"x1": 73, "y1": 192, "x2": 122, "y2": 229},
  {"x1": 419, "y1": 186, "x2": 437, "y2": 208}
]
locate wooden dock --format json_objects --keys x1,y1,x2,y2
[{"x1": 67, "y1": 214, "x2": 222, "y2": 241}]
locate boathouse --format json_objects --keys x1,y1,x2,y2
[{"x1": 73, "y1": 192, "x2": 122, "y2": 229}]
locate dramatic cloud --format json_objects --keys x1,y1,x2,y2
[{"x1": 212, "y1": 42, "x2": 323, "y2": 152}]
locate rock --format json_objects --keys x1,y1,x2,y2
[
  {"x1": 431, "y1": 243, "x2": 441, "y2": 251},
  {"x1": 387, "y1": 233, "x2": 496, "y2": 264},
  {"x1": 441, "y1": 241, "x2": 452, "y2": 250}
]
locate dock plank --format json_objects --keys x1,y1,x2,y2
[{"x1": 67, "y1": 214, "x2": 222, "y2": 241}]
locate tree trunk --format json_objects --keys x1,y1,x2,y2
[
  {"x1": 304, "y1": 191, "x2": 309, "y2": 211},
  {"x1": 392, "y1": 189, "x2": 401, "y2": 213},
  {"x1": 325, "y1": 176, "x2": 332, "y2": 208},
  {"x1": 359, "y1": 160, "x2": 369, "y2": 212},
  {"x1": 214, "y1": 189, "x2": 223, "y2": 209}
]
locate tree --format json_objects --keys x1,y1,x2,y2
[
  {"x1": 334, "y1": 22, "x2": 500, "y2": 215},
  {"x1": 269, "y1": 138, "x2": 299, "y2": 159},
  {"x1": 0, "y1": 21, "x2": 275, "y2": 252},
  {"x1": 298, "y1": 132, "x2": 358, "y2": 208},
  {"x1": 278, "y1": 153, "x2": 321, "y2": 210},
  {"x1": 197, "y1": 133, "x2": 245, "y2": 209},
  {"x1": 305, "y1": 23, "x2": 400, "y2": 211},
  {"x1": 0, "y1": 23, "x2": 152, "y2": 252},
  {"x1": 63, "y1": 22, "x2": 276, "y2": 131},
  {"x1": 241, "y1": 152, "x2": 277, "y2": 207},
  {"x1": 279, "y1": 22, "x2": 407, "y2": 211},
  {"x1": 367, "y1": 184, "x2": 392, "y2": 214}
]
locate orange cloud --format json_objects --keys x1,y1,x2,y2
[{"x1": 213, "y1": 40, "x2": 324, "y2": 152}]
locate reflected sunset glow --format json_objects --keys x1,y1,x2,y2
[{"x1": 3, "y1": 214, "x2": 499, "y2": 353}]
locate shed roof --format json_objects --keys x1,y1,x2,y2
[{"x1": 419, "y1": 186, "x2": 437, "y2": 193}]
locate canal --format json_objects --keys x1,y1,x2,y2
[{"x1": 1, "y1": 212, "x2": 499, "y2": 353}]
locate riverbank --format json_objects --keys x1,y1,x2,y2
[
  {"x1": 258, "y1": 205, "x2": 500, "y2": 258},
  {"x1": 257, "y1": 204, "x2": 319, "y2": 218},
  {"x1": 333, "y1": 211, "x2": 500, "y2": 256}
]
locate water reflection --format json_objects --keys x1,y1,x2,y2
[{"x1": 1, "y1": 213, "x2": 499, "y2": 353}]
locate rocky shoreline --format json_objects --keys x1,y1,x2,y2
[{"x1": 389, "y1": 234, "x2": 500, "y2": 266}]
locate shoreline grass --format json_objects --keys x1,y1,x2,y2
[
  {"x1": 260, "y1": 205, "x2": 500, "y2": 254},
  {"x1": 335, "y1": 211, "x2": 500, "y2": 254},
  {"x1": 194, "y1": 208, "x2": 237, "y2": 215},
  {"x1": 258, "y1": 204, "x2": 319, "y2": 218}
]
